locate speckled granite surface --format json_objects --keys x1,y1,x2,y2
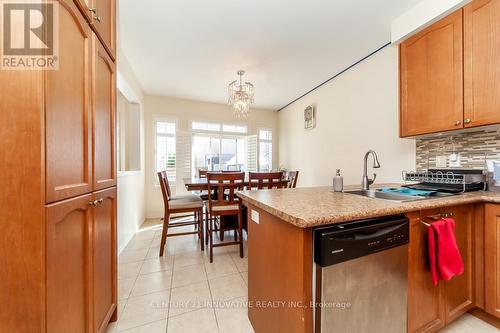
[{"x1": 237, "y1": 185, "x2": 500, "y2": 228}]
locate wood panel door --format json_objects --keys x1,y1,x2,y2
[
  {"x1": 464, "y1": 0, "x2": 500, "y2": 128},
  {"x1": 444, "y1": 205, "x2": 475, "y2": 324},
  {"x1": 46, "y1": 194, "x2": 93, "y2": 333},
  {"x1": 485, "y1": 204, "x2": 500, "y2": 318},
  {"x1": 91, "y1": 0, "x2": 116, "y2": 59},
  {"x1": 400, "y1": 10, "x2": 464, "y2": 137},
  {"x1": 46, "y1": 1, "x2": 92, "y2": 203},
  {"x1": 92, "y1": 36, "x2": 116, "y2": 191},
  {"x1": 407, "y1": 211, "x2": 446, "y2": 333},
  {"x1": 92, "y1": 187, "x2": 117, "y2": 333}
]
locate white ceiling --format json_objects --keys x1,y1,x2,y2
[{"x1": 118, "y1": 0, "x2": 421, "y2": 110}]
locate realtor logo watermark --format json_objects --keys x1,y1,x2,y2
[{"x1": 1, "y1": 0, "x2": 59, "y2": 70}]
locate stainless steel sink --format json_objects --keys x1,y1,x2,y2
[
  {"x1": 345, "y1": 190, "x2": 424, "y2": 202},
  {"x1": 345, "y1": 189, "x2": 456, "y2": 202}
]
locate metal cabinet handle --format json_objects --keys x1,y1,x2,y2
[
  {"x1": 454, "y1": 120, "x2": 461, "y2": 126},
  {"x1": 97, "y1": 198, "x2": 104, "y2": 204},
  {"x1": 464, "y1": 118, "x2": 471, "y2": 124},
  {"x1": 89, "y1": 200, "x2": 98, "y2": 206},
  {"x1": 89, "y1": 7, "x2": 97, "y2": 13},
  {"x1": 94, "y1": 16, "x2": 101, "y2": 22}
]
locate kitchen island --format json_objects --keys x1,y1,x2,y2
[{"x1": 237, "y1": 186, "x2": 500, "y2": 333}]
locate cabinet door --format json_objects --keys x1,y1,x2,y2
[
  {"x1": 485, "y1": 204, "x2": 500, "y2": 318},
  {"x1": 46, "y1": 194, "x2": 93, "y2": 333},
  {"x1": 92, "y1": 187, "x2": 117, "y2": 332},
  {"x1": 464, "y1": 0, "x2": 500, "y2": 128},
  {"x1": 400, "y1": 10, "x2": 463, "y2": 137},
  {"x1": 93, "y1": 36, "x2": 116, "y2": 191},
  {"x1": 46, "y1": 1, "x2": 92, "y2": 203},
  {"x1": 73, "y1": 0, "x2": 93, "y2": 22},
  {"x1": 91, "y1": 0, "x2": 115, "y2": 59},
  {"x1": 444, "y1": 206, "x2": 475, "y2": 324},
  {"x1": 407, "y1": 211, "x2": 446, "y2": 333}
]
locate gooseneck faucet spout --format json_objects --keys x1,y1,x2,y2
[{"x1": 362, "y1": 150, "x2": 381, "y2": 190}]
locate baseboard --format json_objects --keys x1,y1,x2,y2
[
  {"x1": 469, "y1": 308, "x2": 500, "y2": 329},
  {"x1": 118, "y1": 232, "x2": 135, "y2": 255}
]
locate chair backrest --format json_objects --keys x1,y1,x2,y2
[
  {"x1": 157, "y1": 171, "x2": 171, "y2": 211},
  {"x1": 226, "y1": 164, "x2": 241, "y2": 172},
  {"x1": 207, "y1": 172, "x2": 245, "y2": 212},
  {"x1": 198, "y1": 169, "x2": 208, "y2": 178},
  {"x1": 248, "y1": 172, "x2": 284, "y2": 190},
  {"x1": 284, "y1": 171, "x2": 299, "y2": 188}
]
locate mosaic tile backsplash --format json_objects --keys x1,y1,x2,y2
[{"x1": 416, "y1": 128, "x2": 500, "y2": 170}]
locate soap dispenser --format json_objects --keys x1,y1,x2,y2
[{"x1": 333, "y1": 169, "x2": 343, "y2": 192}]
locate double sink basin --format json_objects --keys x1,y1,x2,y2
[{"x1": 345, "y1": 188, "x2": 457, "y2": 202}]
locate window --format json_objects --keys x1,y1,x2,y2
[
  {"x1": 155, "y1": 120, "x2": 176, "y2": 181},
  {"x1": 222, "y1": 124, "x2": 248, "y2": 134},
  {"x1": 192, "y1": 121, "x2": 220, "y2": 132},
  {"x1": 191, "y1": 122, "x2": 248, "y2": 174},
  {"x1": 192, "y1": 135, "x2": 247, "y2": 173},
  {"x1": 259, "y1": 129, "x2": 273, "y2": 171}
]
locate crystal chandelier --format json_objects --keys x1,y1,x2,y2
[{"x1": 228, "y1": 70, "x2": 254, "y2": 117}]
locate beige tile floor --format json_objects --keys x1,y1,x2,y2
[
  {"x1": 107, "y1": 218, "x2": 253, "y2": 333},
  {"x1": 108, "y1": 219, "x2": 497, "y2": 333}
]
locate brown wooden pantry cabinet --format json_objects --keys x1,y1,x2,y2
[
  {"x1": 407, "y1": 204, "x2": 500, "y2": 332},
  {"x1": 400, "y1": 0, "x2": 500, "y2": 137},
  {"x1": 0, "y1": 0, "x2": 117, "y2": 332}
]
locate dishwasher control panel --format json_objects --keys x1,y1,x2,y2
[{"x1": 314, "y1": 215, "x2": 409, "y2": 267}]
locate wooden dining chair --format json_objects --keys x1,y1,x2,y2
[
  {"x1": 283, "y1": 170, "x2": 299, "y2": 188},
  {"x1": 198, "y1": 168, "x2": 208, "y2": 178},
  {"x1": 157, "y1": 171, "x2": 204, "y2": 256},
  {"x1": 206, "y1": 172, "x2": 245, "y2": 262},
  {"x1": 248, "y1": 171, "x2": 285, "y2": 190},
  {"x1": 226, "y1": 164, "x2": 241, "y2": 171}
]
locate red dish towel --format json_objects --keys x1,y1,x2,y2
[{"x1": 428, "y1": 218, "x2": 464, "y2": 286}]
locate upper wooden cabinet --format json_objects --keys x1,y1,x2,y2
[
  {"x1": 485, "y1": 204, "x2": 500, "y2": 319},
  {"x1": 93, "y1": 36, "x2": 117, "y2": 191},
  {"x1": 74, "y1": 0, "x2": 116, "y2": 59},
  {"x1": 46, "y1": 0, "x2": 93, "y2": 203},
  {"x1": 400, "y1": 10, "x2": 464, "y2": 137},
  {"x1": 464, "y1": 0, "x2": 500, "y2": 128},
  {"x1": 400, "y1": 0, "x2": 500, "y2": 137}
]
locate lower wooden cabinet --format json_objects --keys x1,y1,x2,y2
[
  {"x1": 485, "y1": 204, "x2": 500, "y2": 319},
  {"x1": 408, "y1": 205, "x2": 476, "y2": 333},
  {"x1": 444, "y1": 206, "x2": 475, "y2": 322},
  {"x1": 92, "y1": 188, "x2": 117, "y2": 333},
  {"x1": 46, "y1": 194, "x2": 93, "y2": 333},
  {"x1": 46, "y1": 188, "x2": 117, "y2": 333},
  {"x1": 408, "y1": 210, "x2": 446, "y2": 333}
]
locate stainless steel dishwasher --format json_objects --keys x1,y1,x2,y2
[{"x1": 313, "y1": 215, "x2": 409, "y2": 333}]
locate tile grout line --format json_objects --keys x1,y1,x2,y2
[
  {"x1": 115, "y1": 235, "x2": 157, "y2": 332},
  {"x1": 165, "y1": 242, "x2": 177, "y2": 333},
  {"x1": 203, "y1": 256, "x2": 221, "y2": 333}
]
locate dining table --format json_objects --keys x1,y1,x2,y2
[
  {"x1": 183, "y1": 176, "x2": 289, "y2": 232},
  {"x1": 183, "y1": 177, "x2": 289, "y2": 192}
]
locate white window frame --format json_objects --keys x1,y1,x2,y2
[
  {"x1": 190, "y1": 120, "x2": 248, "y2": 175},
  {"x1": 153, "y1": 115, "x2": 178, "y2": 187},
  {"x1": 258, "y1": 128, "x2": 273, "y2": 171}
]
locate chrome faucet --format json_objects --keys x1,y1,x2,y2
[{"x1": 362, "y1": 150, "x2": 381, "y2": 190}]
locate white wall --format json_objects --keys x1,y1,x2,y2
[
  {"x1": 116, "y1": 45, "x2": 146, "y2": 254},
  {"x1": 278, "y1": 45, "x2": 416, "y2": 187},
  {"x1": 391, "y1": 0, "x2": 471, "y2": 43},
  {"x1": 144, "y1": 95, "x2": 278, "y2": 218}
]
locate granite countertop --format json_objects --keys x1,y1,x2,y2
[{"x1": 237, "y1": 184, "x2": 500, "y2": 228}]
